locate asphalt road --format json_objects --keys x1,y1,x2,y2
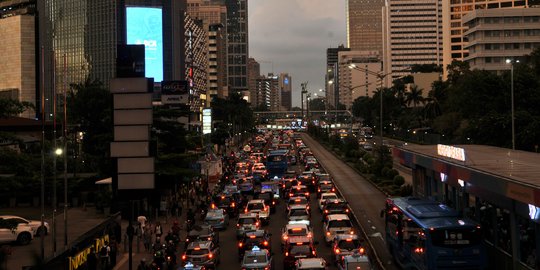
[{"x1": 301, "y1": 133, "x2": 399, "y2": 270}]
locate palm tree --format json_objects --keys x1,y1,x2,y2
[{"x1": 404, "y1": 85, "x2": 425, "y2": 108}]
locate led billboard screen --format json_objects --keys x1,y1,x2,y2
[{"x1": 126, "y1": 7, "x2": 163, "y2": 82}]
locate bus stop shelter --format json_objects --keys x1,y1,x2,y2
[{"x1": 393, "y1": 144, "x2": 540, "y2": 270}]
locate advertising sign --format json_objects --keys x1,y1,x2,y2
[
  {"x1": 202, "y1": 108, "x2": 212, "y2": 134},
  {"x1": 161, "y1": 81, "x2": 190, "y2": 104},
  {"x1": 126, "y1": 7, "x2": 163, "y2": 82}
]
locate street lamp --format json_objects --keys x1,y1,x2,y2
[
  {"x1": 53, "y1": 147, "x2": 62, "y2": 254},
  {"x1": 506, "y1": 59, "x2": 519, "y2": 150}
]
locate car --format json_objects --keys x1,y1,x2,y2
[
  {"x1": 289, "y1": 185, "x2": 310, "y2": 199},
  {"x1": 252, "y1": 163, "x2": 267, "y2": 175},
  {"x1": 337, "y1": 250, "x2": 372, "y2": 270},
  {"x1": 0, "y1": 215, "x2": 49, "y2": 236},
  {"x1": 287, "y1": 204, "x2": 310, "y2": 222},
  {"x1": 245, "y1": 199, "x2": 270, "y2": 224},
  {"x1": 238, "y1": 177, "x2": 255, "y2": 194},
  {"x1": 362, "y1": 143, "x2": 373, "y2": 151},
  {"x1": 0, "y1": 217, "x2": 34, "y2": 245},
  {"x1": 184, "y1": 224, "x2": 219, "y2": 249},
  {"x1": 256, "y1": 191, "x2": 277, "y2": 214},
  {"x1": 181, "y1": 240, "x2": 220, "y2": 269},
  {"x1": 204, "y1": 208, "x2": 229, "y2": 230},
  {"x1": 296, "y1": 258, "x2": 328, "y2": 270},
  {"x1": 281, "y1": 222, "x2": 313, "y2": 247},
  {"x1": 212, "y1": 193, "x2": 239, "y2": 217},
  {"x1": 237, "y1": 229, "x2": 272, "y2": 259},
  {"x1": 177, "y1": 261, "x2": 206, "y2": 270},
  {"x1": 236, "y1": 213, "x2": 261, "y2": 239},
  {"x1": 287, "y1": 197, "x2": 309, "y2": 212},
  {"x1": 321, "y1": 199, "x2": 350, "y2": 220},
  {"x1": 317, "y1": 182, "x2": 336, "y2": 197},
  {"x1": 318, "y1": 193, "x2": 339, "y2": 211},
  {"x1": 241, "y1": 245, "x2": 273, "y2": 270},
  {"x1": 323, "y1": 214, "x2": 354, "y2": 245},
  {"x1": 283, "y1": 236, "x2": 317, "y2": 269},
  {"x1": 332, "y1": 234, "x2": 364, "y2": 263}
]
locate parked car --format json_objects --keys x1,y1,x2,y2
[
  {"x1": 0, "y1": 215, "x2": 49, "y2": 236},
  {"x1": 0, "y1": 217, "x2": 34, "y2": 245}
]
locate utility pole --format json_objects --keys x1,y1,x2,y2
[{"x1": 300, "y1": 82, "x2": 308, "y2": 124}]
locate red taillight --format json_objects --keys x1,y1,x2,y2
[
  {"x1": 208, "y1": 253, "x2": 214, "y2": 259},
  {"x1": 237, "y1": 224, "x2": 240, "y2": 227},
  {"x1": 238, "y1": 242, "x2": 243, "y2": 247},
  {"x1": 285, "y1": 252, "x2": 289, "y2": 256},
  {"x1": 414, "y1": 247, "x2": 424, "y2": 253},
  {"x1": 232, "y1": 202, "x2": 236, "y2": 207},
  {"x1": 335, "y1": 248, "x2": 340, "y2": 254},
  {"x1": 272, "y1": 201, "x2": 275, "y2": 205},
  {"x1": 324, "y1": 210, "x2": 329, "y2": 213},
  {"x1": 255, "y1": 222, "x2": 259, "y2": 226},
  {"x1": 283, "y1": 235, "x2": 288, "y2": 240},
  {"x1": 245, "y1": 209, "x2": 248, "y2": 213},
  {"x1": 359, "y1": 247, "x2": 365, "y2": 254},
  {"x1": 312, "y1": 250, "x2": 316, "y2": 256},
  {"x1": 263, "y1": 241, "x2": 269, "y2": 246},
  {"x1": 181, "y1": 254, "x2": 186, "y2": 260},
  {"x1": 326, "y1": 232, "x2": 331, "y2": 236}
]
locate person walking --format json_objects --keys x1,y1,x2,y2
[
  {"x1": 154, "y1": 221, "x2": 163, "y2": 242},
  {"x1": 99, "y1": 241, "x2": 110, "y2": 270},
  {"x1": 87, "y1": 249, "x2": 98, "y2": 270}
]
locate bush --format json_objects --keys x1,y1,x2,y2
[
  {"x1": 379, "y1": 179, "x2": 394, "y2": 186},
  {"x1": 381, "y1": 167, "x2": 391, "y2": 178},
  {"x1": 400, "y1": 184, "x2": 413, "y2": 196},
  {"x1": 388, "y1": 169, "x2": 399, "y2": 179},
  {"x1": 393, "y1": 175, "x2": 405, "y2": 187},
  {"x1": 370, "y1": 175, "x2": 380, "y2": 183}
]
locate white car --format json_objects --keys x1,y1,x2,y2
[
  {"x1": 252, "y1": 163, "x2": 267, "y2": 175},
  {"x1": 0, "y1": 215, "x2": 49, "y2": 236},
  {"x1": 281, "y1": 222, "x2": 313, "y2": 246},
  {"x1": 296, "y1": 258, "x2": 328, "y2": 270},
  {"x1": 287, "y1": 204, "x2": 310, "y2": 222},
  {"x1": 318, "y1": 193, "x2": 339, "y2": 211},
  {"x1": 0, "y1": 217, "x2": 34, "y2": 245},
  {"x1": 323, "y1": 214, "x2": 354, "y2": 245},
  {"x1": 245, "y1": 199, "x2": 270, "y2": 224}
]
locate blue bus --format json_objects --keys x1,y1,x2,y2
[
  {"x1": 383, "y1": 197, "x2": 486, "y2": 270},
  {"x1": 265, "y1": 150, "x2": 289, "y2": 178}
]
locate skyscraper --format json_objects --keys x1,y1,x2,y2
[
  {"x1": 442, "y1": 0, "x2": 531, "y2": 79},
  {"x1": 382, "y1": 0, "x2": 443, "y2": 84},
  {"x1": 247, "y1": 57, "x2": 261, "y2": 107},
  {"x1": 225, "y1": 0, "x2": 248, "y2": 96},
  {"x1": 347, "y1": 0, "x2": 384, "y2": 53},
  {"x1": 326, "y1": 45, "x2": 350, "y2": 110},
  {"x1": 279, "y1": 73, "x2": 292, "y2": 111},
  {"x1": 0, "y1": 0, "x2": 36, "y2": 119}
]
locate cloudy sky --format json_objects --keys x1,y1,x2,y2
[{"x1": 248, "y1": 0, "x2": 347, "y2": 107}]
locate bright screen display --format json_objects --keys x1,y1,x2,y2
[{"x1": 126, "y1": 7, "x2": 163, "y2": 82}]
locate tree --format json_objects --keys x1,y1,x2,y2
[
  {"x1": 404, "y1": 85, "x2": 424, "y2": 108},
  {"x1": 446, "y1": 60, "x2": 470, "y2": 85},
  {"x1": 0, "y1": 98, "x2": 34, "y2": 118},
  {"x1": 308, "y1": 98, "x2": 325, "y2": 111}
]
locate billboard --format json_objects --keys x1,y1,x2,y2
[
  {"x1": 161, "y1": 80, "x2": 190, "y2": 104},
  {"x1": 126, "y1": 7, "x2": 163, "y2": 82},
  {"x1": 202, "y1": 108, "x2": 212, "y2": 134}
]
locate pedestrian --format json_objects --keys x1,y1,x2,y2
[
  {"x1": 154, "y1": 221, "x2": 163, "y2": 239},
  {"x1": 137, "y1": 215, "x2": 147, "y2": 234},
  {"x1": 109, "y1": 238, "x2": 118, "y2": 267},
  {"x1": 137, "y1": 258, "x2": 149, "y2": 270},
  {"x1": 87, "y1": 249, "x2": 98, "y2": 270},
  {"x1": 99, "y1": 241, "x2": 110, "y2": 270},
  {"x1": 143, "y1": 228, "x2": 151, "y2": 252}
]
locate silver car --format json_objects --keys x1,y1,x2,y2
[
  {"x1": 204, "y1": 208, "x2": 229, "y2": 230},
  {"x1": 241, "y1": 246, "x2": 273, "y2": 270}
]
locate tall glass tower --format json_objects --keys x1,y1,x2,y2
[{"x1": 225, "y1": 0, "x2": 248, "y2": 95}]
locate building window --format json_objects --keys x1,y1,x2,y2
[{"x1": 485, "y1": 57, "x2": 492, "y2": 63}]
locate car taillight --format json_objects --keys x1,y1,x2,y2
[
  {"x1": 285, "y1": 252, "x2": 289, "y2": 256},
  {"x1": 255, "y1": 222, "x2": 259, "y2": 226},
  {"x1": 245, "y1": 209, "x2": 248, "y2": 213},
  {"x1": 345, "y1": 209, "x2": 349, "y2": 212},
  {"x1": 312, "y1": 250, "x2": 316, "y2": 256},
  {"x1": 335, "y1": 248, "x2": 340, "y2": 254},
  {"x1": 305, "y1": 193, "x2": 309, "y2": 196},
  {"x1": 283, "y1": 235, "x2": 288, "y2": 240},
  {"x1": 326, "y1": 232, "x2": 331, "y2": 236},
  {"x1": 237, "y1": 224, "x2": 240, "y2": 227},
  {"x1": 359, "y1": 247, "x2": 365, "y2": 254},
  {"x1": 332, "y1": 188, "x2": 335, "y2": 192},
  {"x1": 220, "y1": 219, "x2": 224, "y2": 222},
  {"x1": 238, "y1": 242, "x2": 243, "y2": 247},
  {"x1": 181, "y1": 254, "x2": 186, "y2": 260},
  {"x1": 324, "y1": 210, "x2": 329, "y2": 213},
  {"x1": 231, "y1": 202, "x2": 236, "y2": 207},
  {"x1": 263, "y1": 241, "x2": 269, "y2": 246},
  {"x1": 318, "y1": 188, "x2": 321, "y2": 192},
  {"x1": 208, "y1": 253, "x2": 213, "y2": 258}
]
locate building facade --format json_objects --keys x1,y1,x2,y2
[
  {"x1": 0, "y1": 0, "x2": 36, "y2": 119},
  {"x1": 382, "y1": 0, "x2": 443, "y2": 85},
  {"x1": 347, "y1": 0, "x2": 384, "y2": 53},
  {"x1": 338, "y1": 51, "x2": 382, "y2": 109},
  {"x1": 254, "y1": 76, "x2": 271, "y2": 110},
  {"x1": 247, "y1": 57, "x2": 260, "y2": 107},
  {"x1": 186, "y1": 0, "x2": 228, "y2": 99},
  {"x1": 463, "y1": 8, "x2": 540, "y2": 72},
  {"x1": 184, "y1": 16, "x2": 208, "y2": 112},
  {"x1": 442, "y1": 0, "x2": 531, "y2": 79},
  {"x1": 326, "y1": 45, "x2": 350, "y2": 111},
  {"x1": 279, "y1": 73, "x2": 292, "y2": 111},
  {"x1": 225, "y1": 0, "x2": 248, "y2": 95}
]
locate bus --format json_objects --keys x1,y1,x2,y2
[
  {"x1": 265, "y1": 150, "x2": 289, "y2": 178},
  {"x1": 383, "y1": 197, "x2": 486, "y2": 270}
]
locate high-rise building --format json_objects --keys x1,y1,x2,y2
[
  {"x1": 463, "y1": 8, "x2": 540, "y2": 72},
  {"x1": 347, "y1": 0, "x2": 384, "y2": 53},
  {"x1": 442, "y1": 0, "x2": 531, "y2": 79},
  {"x1": 255, "y1": 76, "x2": 271, "y2": 110},
  {"x1": 0, "y1": 0, "x2": 36, "y2": 119},
  {"x1": 184, "y1": 16, "x2": 208, "y2": 111},
  {"x1": 382, "y1": 0, "x2": 443, "y2": 85},
  {"x1": 38, "y1": 0, "x2": 118, "y2": 120},
  {"x1": 338, "y1": 51, "x2": 382, "y2": 109},
  {"x1": 247, "y1": 57, "x2": 260, "y2": 107},
  {"x1": 326, "y1": 45, "x2": 350, "y2": 110},
  {"x1": 186, "y1": 0, "x2": 228, "y2": 99},
  {"x1": 225, "y1": 0, "x2": 248, "y2": 95},
  {"x1": 279, "y1": 73, "x2": 292, "y2": 111}
]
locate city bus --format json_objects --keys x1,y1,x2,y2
[
  {"x1": 383, "y1": 197, "x2": 486, "y2": 270},
  {"x1": 265, "y1": 150, "x2": 289, "y2": 178}
]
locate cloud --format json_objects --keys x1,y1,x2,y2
[{"x1": 249, "y1": 0, "x2": 347, "y2": 106}]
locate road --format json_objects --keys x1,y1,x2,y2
[{"x1": 301, "y1": 133, "x2": 398, "y2": 270}]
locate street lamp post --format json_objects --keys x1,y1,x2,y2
[{"x1": 506, "y1": 59, "x2": 518, "y2": 150}]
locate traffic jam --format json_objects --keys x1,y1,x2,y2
[{"x1": 178, "y1": 130, "x2": 372, "y2": 270}]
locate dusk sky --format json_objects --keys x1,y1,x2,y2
[{"x1": 249, "y1": 0, "x2": 347, "y2": 107}]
